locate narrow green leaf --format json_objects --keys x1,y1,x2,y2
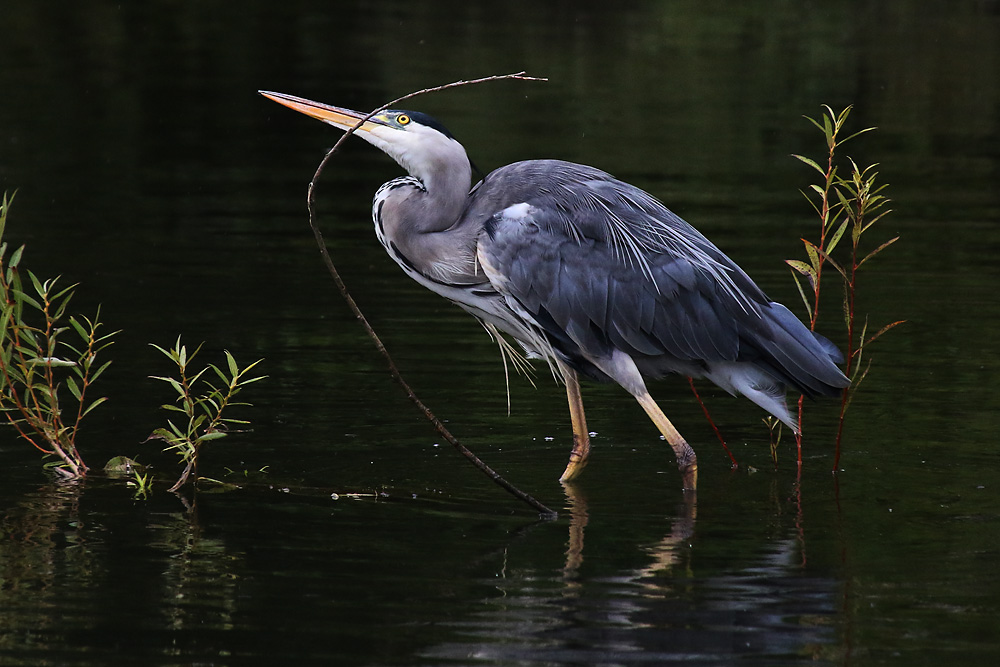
[
  {"x1": 787, "y1": 263, "x2": 816, "y2": 304},
  {"x1": 802, "y1": 239, "x2": 822, "y2": 272},
  {"x1": 857, "y1": 317, "x2": 870, "y2": 349},
  {"x1": 90, "y1": 359, "x2": 113, "y2": 383},
  {"x1": 839, "y1": 126, "x2": 876, "y2": 145},
  {"x1": 97, "y1": 326, "x2": 119, "y2": 343},
  {"x1": 146, "y1": 427, "x2": 175, "y2": 442},
  {"x1": 803, "y1": 114, "x2": 825, "y2": 134},
  {"x1": 834, "y1": 187, "x2": 856, "y2": 225},
  {"x1": 812, "y1": 245, "x2": 848, "y2": 280},
  {"x1": 239, "y1": 358, "x2": 265, "y2": 375},
  {"x1": 785, "y1": 259, "x2": 816, "y2": 280},
  {"x1": 201, "y1": 382, "x2": 224, "y2": 398},
  {"x1": 150, "y1": 375, "x2": 185, "y2": 397},
  {"x1": 9, "y1": 245, "x2": 24, "y2": 269},
  {"x1": 66, "y1": 376, "x2": 82, "y2": 401},
  {"x1": 94, "y1": 334, "x2": 119, "y2": 353},
  {"x1": 225, "y1": 351, "x2": 239, "y2": 378},
  {"x1": 826, "y1": 164, "x2": 840, "y2": 190},
  {"x1": 188, "y1": 367, "x2": 209, "y2": 385},
  {"x1": 62, "y1": 338, "x2": 83, "y2": 356},
  {"x1": 17, "y1": 325, "x2": 41, "y2": 349},
  {"x1": 799, "y1": 189, "x2": 823, "y2": 216},
  {"x1": 209, "y1": 363, "x2": 230, "y2": 385},
  {"x1": 825, "y1": 218, "x2": 850, "y2": 255},
  {"x1": 27, "y1": 270, "x2": 47, "y2": 299},
  {"x1": 81, "y1": 396, "x2": 109, "y2": 418},
  {"x1": 51, "y1": 282, "x2": 78, "y2": 303},
  {"x1": 865, "y1": 320, "x2": 906, "y2": 346},
  {"x1": 198, "y1": 431, "x2": 228, "y2": 442},
  {"x1": 149, "y1": 342, "x2": 173, "y2": 360},
  {"x1": 167, "y1": 420, "x2": 186, "y2": 439},
  {"x1": 791, "y1": 154, "x2": 825, "y2": 176},
  {"x1": 857, "y1": 236, "x2": 900, "y2": 268},
  {"x1": 11, "y1": 289, "x2": 42, "y2": 311},
  {"x1": 861, "y1": 209, "x2": 894, "y2": 234},
  {"x1": 843, "y1": 359, "x2": 873, "y2": 410}
]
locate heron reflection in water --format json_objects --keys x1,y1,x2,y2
[{"x1": 261, "y1": 91, "x2": 849, "y2": 491}]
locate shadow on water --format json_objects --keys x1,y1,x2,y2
[
  {"x1": 0, "y1": 480, "x2": 243, "y2": 661},
  {"x1": 1, "y1": 472, "x2": 845, "y2": 666},
  {"x1": 424, "y1": 485, "x2": 839, "y2": 665}
]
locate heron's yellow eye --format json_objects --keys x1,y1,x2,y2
[{"x1": 397, "y1": 114, "x2": 411, "y2": 126}]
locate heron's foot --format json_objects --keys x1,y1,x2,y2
[
  {"x1": 680, "y1": 462, "x2": 698, "y2": 492},
  {"x1": 674, "y1": 441, "x2": 698, "y2": 491},
  {"x1": 559, "y1": 434, "x2": 591, "y2": 482}
]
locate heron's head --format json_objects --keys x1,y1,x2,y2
[{"x1": 260, "y1": 91, "x2": 470, "y2": 189}]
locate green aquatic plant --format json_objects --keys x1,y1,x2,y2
[
  {"x1": 789, "y1": 106, "x2": 903, "y2": 466},
  {"x1": 0, "y1": 192, "x2": 117, "y2": 478},
  {"x1": 0, "y1": 194, "x2": 266, "y2": 491},
  {"x1": 148, "y1": 336, "x2": 265, "y2": 492},
  {"x1": 128, "y1": 467, "x2": 154, "y2": 499},
  {"x1": 762, "y1": 415, "x2": 783, "y2": 467}
]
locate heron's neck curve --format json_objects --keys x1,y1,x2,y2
[{"x1": 373, "y1": 157, "x2": 482, "y2": 283}]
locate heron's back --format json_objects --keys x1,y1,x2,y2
[{"x1": 469, "y1": 159, "x2": 849, "y2": 425}]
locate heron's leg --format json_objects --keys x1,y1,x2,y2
[
  {"x1": 585, "y1": 350, "x2": 698, "y2": 490},
  {"x1": 559, "y1": 366, "x2": 591, "y2": 482},
  {"x1": 635, "y1": 391, "x2": 698, "y2": 491}
]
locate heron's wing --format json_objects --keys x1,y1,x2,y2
[
  {"x1": 473, "y1": 160, "x2": 846, "y2": 397},
  {"x1": 475, "y1": 161, "x2": 765, "y2": 364}
]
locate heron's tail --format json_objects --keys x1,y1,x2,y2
[
  {"x1": 703, "y1": 361, "x2": 799, "y2": 430},
  {"x1": 750, "y1": 302, "x2": 850, "y2": 399},
  {"x1": 704, "y1": 302, "x2": 849, "y2": 429}
]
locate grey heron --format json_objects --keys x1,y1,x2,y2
[{"x1": 261, "y1": 91, "x2": 850, "y2": 490}]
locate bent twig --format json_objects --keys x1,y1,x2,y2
[{"x1": 302, "y1": 72, "x2": 556, "y2": 517}]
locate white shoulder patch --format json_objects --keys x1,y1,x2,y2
[{"x1": 500, "y1": 202, "x2": 534, "y2": 221}]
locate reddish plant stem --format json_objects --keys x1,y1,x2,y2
[
  {"x1": 2, "y1": 289, "x2": 84, "y2": 475},
  {"x1": 0, "y1": 267, "x2": 39, "y2": 447},
  {"x1": 808, "y1": 146, "x2": 836, "y2": 331},
  {"x1": 796, "y1": 137, "x2": 838, "y2": 464},
  {"x1": 68, "y1": 328, "x2": 97, "y2": 449},
  {"x1": 795, "y1": 395, "x2": 804, "y2": 468},
  {"x1": 687, "y1": 377, "x2": 737, "y2": 468},
  {"x1": 833, "y1": 201, "x2": 861, "y2": 469},
  {"x1": 793, "y1": 465, "x2": 807, "y2": 567}
]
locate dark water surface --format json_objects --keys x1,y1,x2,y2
[{"x1": 3, "y1": 1, "x2": 1000, "y2": 665}]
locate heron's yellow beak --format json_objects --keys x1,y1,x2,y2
[{"x1": 258, "y1": 91, "x2": 388, "y2": 133}]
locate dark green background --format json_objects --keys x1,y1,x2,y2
[{"x1": 2, "y1": 1, "x2": 998, "y2": 665}]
